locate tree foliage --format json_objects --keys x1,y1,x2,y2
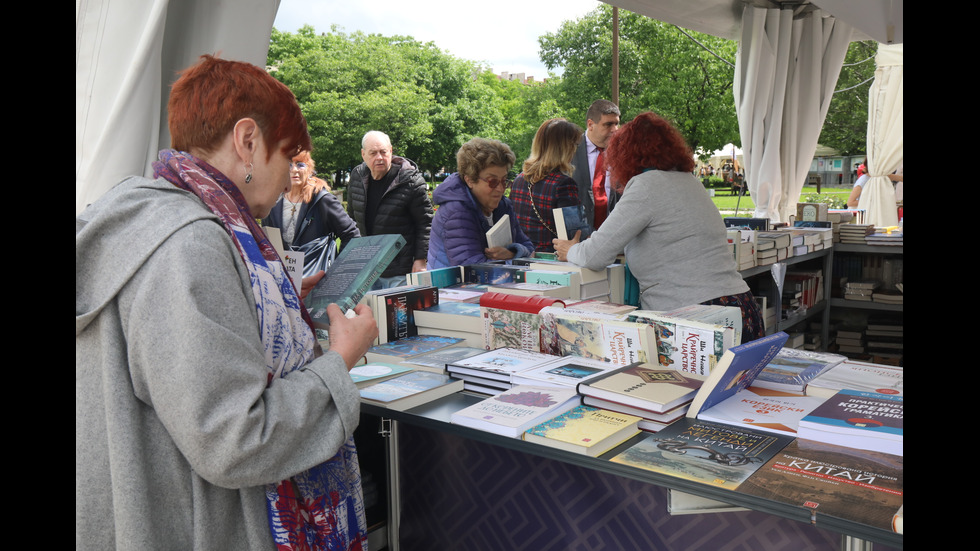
[
  {"x1": 539, "y1": 5, "x2": 740, "y2": 157},
  {"x1": 818, "y1": 41, "x2": 878, "y2": 156},
  {"x1": 268, "y1": 26, "x2": 500, "y2": 179}
]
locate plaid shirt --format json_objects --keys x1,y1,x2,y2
[{"x1": 510, "y1": 171, "x2": 580, "y2": 252}]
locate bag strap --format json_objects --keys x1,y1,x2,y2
[{"x1": 525, "y1": 178, "x2": 557, "y2": 237}]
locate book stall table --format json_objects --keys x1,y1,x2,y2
[{"x1": 361, "y1": 391, "x2": 903, "y2": 551}]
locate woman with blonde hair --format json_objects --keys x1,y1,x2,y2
[
  {"x1": 510, "y1": 118, "x2": 584, "y2": 252},
  {"x1": 264, "y1": 150, "x2": 360, "y2": 275}
]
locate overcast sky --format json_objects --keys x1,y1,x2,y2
[{"x1": 273, "y1": 0, "x2": 603, "y2": 79}]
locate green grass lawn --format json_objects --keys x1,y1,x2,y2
[{"x1": 711, "y1": 186, "x2": 850, "y2": 213}]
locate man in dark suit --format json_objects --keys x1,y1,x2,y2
[{"x1": 572, "y1": 99, "x2": 621, "y2": 229}]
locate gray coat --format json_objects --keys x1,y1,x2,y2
[{"x1": 76, "y1": 177, "x2": 360, "y2": 550}]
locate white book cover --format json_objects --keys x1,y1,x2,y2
[
  {"x1": 450, "y1": 385, "x2": 580, "y2": 437},
  {"x1": 486, "y1": 214, "x2": 512, "y2": 248}
]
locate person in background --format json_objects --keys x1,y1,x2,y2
[
  {"x1": 553, "y1": 111, "x2": 764, "y2": 343},
  {"x1": 571, "y1": 99, "x2": 621, "y2": 229},
  {"x1": 263, "y1": 151, "x2": 360, "y2": 269},
  {"x1": 427, "y1": 138, "x2": 533, "y2": 269},
  {"x1": 346, "y1": 130, "x2": 433, "y2": 287},
  {"x1": 847, "y1": 158, "x2": 869, "y2": 208},
  {"x1": 510, "y1": 118, "x2": 583, "y2": 252},
  {"x1": 76, "y1": 55, "x2": 378, "y2": 550}
]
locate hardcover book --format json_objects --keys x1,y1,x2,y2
[
  {"x1": 627, "y1": 310, "x2": 736, "y2": 377},
  {"x1": 577, "y1": 362, "x2": 703, "y2": 413},
  {"x1": 523, "y1": 405, "x2": 641, "y2": 457},
  {"x1": 686, "y1": 331, "x2": 789, "y2": 418},
  {"x1": 553, "y1": 204, "x2": 594, "y2": 241},
  {"x1": 511, "y1": 354, "x2": 621, "y2": 389},
  {"x1": 404, "y1": 346, "x2": 487, "y2": 370},
  {"x1": 449, "y1": 385, "x2": 580, "y2": 438},
  {"x1": 407, "y1": 266, "x2": 464, "y2": 288},
  {"x1": 480, "y1": 292, "x2": 565, "y2": 352},
  {"x1": 552, "y1": 315, "x2": 658, "y2": 366},
  {"x1": 737, "y1": 439, "x2": 903, "y2": 532},
  {"x1": 446, "y1": 347, "x2": 560, "y2": 384},
  {"x1": 363, "y1": 285, "x2": 438, "y2": 344},
  {"x1": 610, "y1": 417, "x2": 793, "y2": 490},
  {"x1": 463, "y1": 263, "x2": 526, "y2": 284},
  {"x1": 413, "y1": 301, "x2": 483, "y2": 334},
  {"x1": 306, "y1": 234, "x2": 406, "y2": 328},
  {"x1": 359, "y1": 370, "x2": 463, "y2": 411}
]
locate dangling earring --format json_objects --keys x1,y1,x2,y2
[{"x1": 244, "y1": 162, "x2": 254, "y2": 184}]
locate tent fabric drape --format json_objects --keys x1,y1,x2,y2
[
  {"x1": 857, "y1": 43, "x2": 903, "y2": 227},
  {"x1": 75, "y1": 0, "x2": 280, "y2": 215},
  {"x1": 734, "y1": 5, "x2": 851, "y2": 222}
]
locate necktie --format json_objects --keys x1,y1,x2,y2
[{"x1": 592, "y1": 148, "x2": 608, "y2": 228}]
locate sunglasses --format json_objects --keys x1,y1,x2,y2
[{"x1": 479, "y1": 176, "x2": 511, "y2": 190}]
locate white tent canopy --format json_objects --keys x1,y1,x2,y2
[
  {"x1": 76, "y1": 1, "x2": 904, "y2": 215},
  {"x1": 857, "y1": 43, "x2": 903, "y2": 226}
]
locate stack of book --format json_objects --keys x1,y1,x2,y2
[
  {"x1": 523, "y1": 405, "x2": 642, "y2": 457},
  {"x1": 833, "y1": 326, "x2": 866, "y2": 356},
  {"x1": 407, "y1": 266, "x2": 464, "y2": 289},
  {"x1": 756, "y1": 231, "x2": 791, "y2": 264},
  {"x1": 362, "y1": 334, "x2": 465, "y2": 364},
  {"x1": 358, "y1": 370, "x2": 464, "y2": 411},
  {"x1": 450, "y1": 384, "x2": 581, "y2": 437},
  {"x1": 480, "y1": 292, "x2": 566, "y2": 352},
  {"x1": 626, "y1": 309, "x2": 737, "y2": 377},
  {"x1": 866, "y1": 227, "x2": 903, "y2": 246},
  {"x1": 753, "y1": 348, "x2": 847, "y2": 394},
  {"x1": 412, "y1": 301, "x2": 484, "y2": 347},
  {"x1": 361, "y1": 285, "x2": 438, "y2": 344},
  {"x1": 445, "y1": 347, "x2": 562, "y2": 394},
  {"x1": 838, "y1": 224, "x2": 875, "y2": 244},
  {"x1": 727, "y1": 229, "x2": 757, "y2": 270},
  {"x1": 783, "y1": 227, "x2": 832, "y2": 253},
  {"x1": 826, "y1": 210, "x2": 856, "y2": 242},
  {"x1": 842, "y1": 279, "x2": 878, "y2": 302},
  {"x1": 804, "y1": 359, "x2": 903, "y2": 399},
  {"x1": 797, "y1": 389, "x2": 903, "y2": 456},
  {"x1": 864, "y1": 318, "x2": 903, "y2": 364}
]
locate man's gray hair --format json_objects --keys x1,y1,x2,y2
[
  {"x1": 362, "y1": 130, "x2": 392, "y2": 149},
  {"x1": 586, "y1": 99, "x2": 620, "y2": 124}
]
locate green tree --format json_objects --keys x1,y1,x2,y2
[
  {"x1": 268, "y1": 26, "x2": 502, "y2": 182},
  {"x1": 818, "y1": 41, "x2": 878, "y2": 156},
  {"x1": 539, "y1": 5, "x2": 740, "y2": 157}
]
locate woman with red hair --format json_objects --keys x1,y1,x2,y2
[
  {"x1": 76, "y1": 55, "x2": 376, "y2": 549},
  {"x1": 554, "y1": 112, "x2": 764, "y2": 342}
]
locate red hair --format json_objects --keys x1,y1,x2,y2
[
  {"x1": 291, "y1": 151, "x2": 328, "y2": 202},
  {"x1": 168, "y1": 55, "x2": 311, "y2": 160},
  {"x1": 605, "y1": 112, "x2": 696, "y2": 192}
]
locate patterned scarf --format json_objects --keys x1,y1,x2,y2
[{"x1": 153, "y1": 150, "x2": 367, "y2": 551}]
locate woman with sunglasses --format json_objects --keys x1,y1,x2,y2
[
  {"x1": 510, "y1": 118, "x2": 583, "y2": 252},
  {"x1": 427, "y1": 137, "x2": 534, "y2": 269},
  {"x1": 263, "y1": 151, "x2": 360, "y2": 275}
]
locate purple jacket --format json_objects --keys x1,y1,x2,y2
[{"x1": 427, "y1": 173, "x2": 533, "y2": 269}]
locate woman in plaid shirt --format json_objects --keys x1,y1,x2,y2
[{"x1": 511, "y1": 119, "x2": 583, "y2": 252}]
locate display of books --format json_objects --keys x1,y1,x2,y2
[
  {"x1": 362, "y1": 285, "x2": 438, "y2": 344},
  {"x1": 577, "y1": 362, "x2": 703, "y2": 414},
  {"x1": 610, "y1": 417, "x2": 793, "y2": 490},
  {"x1": 510, "y1": 354, "x2": 621, "y2": 389},
  {"x1": 403, "y1": 346, "x2": 487, "y2": 370},
  {"x1": 445, "y1": 347, "x2": 560, "y2": 386},
  {"x1": 348, "y1": 363, "x2": 414, "y2": 388},
  {"x1": 306, "y1": 234, "x2": 407, "y2": 328},
  {"x1": 413, "y1": 301, "x2": 483, "y2": 334},
  {"x1": 805, "y1": 360, "x2": 903, "y2": 398},
  {"x1": 359, "y1": 370, "x2": 463, "y2": 411},
  {"x1": 523, "y1": 405, "x2": 641, "y2": 457},
  {"x1": 627, "y1": 310, "x2": 736, "y2": 377},
  {"x1": 480, "y1": 292, "x2": 565, "y2": 352},
  {"x1": 450, "y1": 385, "x2": 580, "y2": 438},
  {"x1": 364, "y1": 334, "x2": 464, "y2": 364},
  {"x1": 407, "y1": 266, "x2": 464, "y2": 288}
]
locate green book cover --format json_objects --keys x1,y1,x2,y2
[{"x1": 306, "y1": 234, "x2": 406, "y2": 327}]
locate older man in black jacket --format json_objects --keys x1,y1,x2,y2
[{"x1": 347, "y1": 130, "x2": 433, "y2": 287}]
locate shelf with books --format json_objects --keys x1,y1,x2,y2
[{"x1": 360, "y1": 391, "x2": 902, "y2": 549}]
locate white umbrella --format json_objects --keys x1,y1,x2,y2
[
  {"x1": 734, "y1": 5, "x2": 851, "y2": 222},
  {"x1": 858, "y1": 44, "x2": 903, "y2": 226}
]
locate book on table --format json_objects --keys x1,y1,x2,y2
[
  {"x1": 306, "y1": 234, "x2": 406, "y2": 328},
  {"x1": 487, "y1": 282, "x2": 571, "y2": 299},
  {"x1": 510, "y1": 354, "x2": 623, "y2": 389},
  {"x1": 696, "y1": 386, "x2": 827, "y2": 436},
  {"x1": 523, "y1": 269, "x2": 582, "y2": 299},
  {"x1": 449, "y1": 385, "x2": 580, "y2": 438},
  {"x1": 626, "y1": 310, "x2": 736, "y2": 377},
  {"x1": 523, "y1": 405, "x2": 641, "y2": 457},
  {"x1": 362, "y1": 285, "x2": 438, "y2": 344},
  {"x1": 609, "y1": 417, "x2": 793, "y2": 490},
  {"x1": 736, "y1": 438, "x2": 903, "y2": 533},
  {"x1": 805, "y1": 360, "x2": 903, "y2": 398},
  {"x1": 485, "y1": 214, "x2": 513, "y2": 249},
  {"x1": 445, "y1": 347, "x2": 560, "y2": 387},
  {"x1": 480, "y1": 292, "x2": 565, "y2": 352},
  {"x1": 363, "y1": 334, "x2": 464, "y2": 364},
  {"x1": 359, "y1": 370, "x2": 463, "y2": 411},
  {"x1": 686, "y1": 331, "x2": 789, "y2": 419},
  {"x1": 580, "y1": 395, "x2": 688, "y2": 427},
  {"x1": 413, "y1": 301, "x2": 483, "y2": 334},
  {"x1": 753, "y1": 348, "x2": 847, "y2": 393},
  {"x1": 576, "y1": 362, "x2": 703, "y2": 414},
  {"x1": 463, "y1": 263, "x2": 526, "y2": 284},
  {"x1": 348, "y1": 363, "x2": 415, "y2": 388},
  {"x1": 797, "y1": 389, "x2": 903, "y2": 456},
  {"x1": 403, "y1": 346, "x2": 488, "y2": 371},
  {"x1": 538, "y1": 305, "x2": 630, "y2": 356},
  {"x1": 550, "y1": 312, "x2": 659, "y2": 366},
  {"x1": 407, "y1": 266, "x2": 464, "y2": 288}
]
